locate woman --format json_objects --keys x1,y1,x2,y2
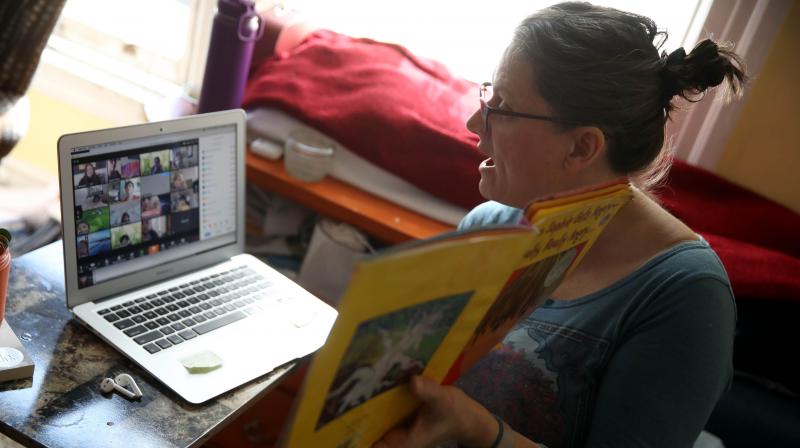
[
  {"x1": 142, "y1": 218, "x2": 160, "y2": 242},
  {"x1": 76, "y1": 220, "x2": 90, "y2": 235},
  {"x1": 123, "y1": 180, "x2": 139, "y2": 202},
  {"x1": 172, "y1": 172, "x2": 187, "y2": 190},
  {"x1": 108, "y1": 159, "x2": 122, "y2": 180},
  {"x1": 142, "y1": 195, "x2": 159, "y2": 218},
  {"x1": 376, "y1": 3, "x2": 744, "y2": 448},
  {"x1": 77, "y1": 163, "x2": 101, "y2": 187},
  {"x1": 77, "y1": 239, "x2": 89, "y2": 258},
  {"x1": 150, "y1": 156, "x2": 164, "y2": 174}
]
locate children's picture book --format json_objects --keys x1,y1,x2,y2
[{"x1": 282, "y1": 181, "x2": 633, "y2": 448}]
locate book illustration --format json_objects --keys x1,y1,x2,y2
[
  {"x1": 474, "y1": 246, "x2": 578, "y2": 338},
  {"x1": 441, "y1": 246, "x2": 582, "y2": 385},
  {"x1": 284, "y1": 230, "x2": 533, "y2": 447},
  {"x1": 317, "y1": 292, "x2": 471, "y2": 429},
  {"x1": 283, "y1": 182, "x2": 633, "y2": 448}
]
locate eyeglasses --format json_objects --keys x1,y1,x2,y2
[{"x1": 479, "y1": 82, "x2": 576, "y2": 134}]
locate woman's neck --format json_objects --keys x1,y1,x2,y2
[{"x1": 551, "y1": 187, "x2": 698, "y2": 300}]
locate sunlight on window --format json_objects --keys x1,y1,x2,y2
[
  {"x1": 287, "y1": 0, "x2": 703, "y2": 83},
  {"x1": 46, "y1": 0, "x2": 706, "y2": 102},
  {"x1": 63, "y1": 0, "x2": 191, "y2": 61},
  {"x1": 60, "y1": 0, "x2": 191, "y2": 67}
]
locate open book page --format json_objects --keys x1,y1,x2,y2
[
  {"x1": 283, "y1": 228, "x2": 538, "y2": 447},
  {"x1": 283, "y1": 182, "x2": 633, "y2": 448},
  {"x1": 443, "y1": 183, "x2": 633, "y2": 383}
]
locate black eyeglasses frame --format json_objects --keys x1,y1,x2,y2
[{"x1": 479, "y1": 82, "x2": 579, "y2": 134}]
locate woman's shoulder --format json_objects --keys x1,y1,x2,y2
[
  {"x1": 646, "y1": 239, "x2": 733, "y2": 290},
  {"x1": 589, "y1": 239, "x2": 734, "y2": 316},
  {"x1": 458, "y1": 201, "x2": 525, "y2": 231}
]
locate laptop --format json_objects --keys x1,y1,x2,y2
[{"x1": 57, "y1": 109, "x2": 337, "y2": 404}]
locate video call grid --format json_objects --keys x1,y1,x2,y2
[{"x1": 72, "y1": 140, "x2": 201, "y2": 287}]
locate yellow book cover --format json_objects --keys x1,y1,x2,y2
[{"x1": 283, "y1": 182, "x2": 633, "y2": 448}]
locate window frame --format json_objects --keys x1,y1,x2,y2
[{"x1": 668, "y1": 0, "x2": 794, "y2": 170}]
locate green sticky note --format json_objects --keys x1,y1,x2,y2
[{"x1": 181, "y1": 351, "x2": 223, "y2": 374}]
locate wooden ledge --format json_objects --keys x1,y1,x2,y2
[{"x1": 246, "y1": 151, "x2": 454, "y2": 244}]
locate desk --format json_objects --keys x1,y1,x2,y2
[
  {"x1": 0, "y1": 242, "x2": 293, "y2": 448},
  {"x1": 246, "y1": 151, "x2": 454, "y2": 244}
]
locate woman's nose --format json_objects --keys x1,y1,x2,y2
[{"x1": 466, "y1": 107, "x2": 482, "y2": 135}]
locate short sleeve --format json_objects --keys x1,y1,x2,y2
[
  {"x1": 457, "y1": 201, "x2": 524, "y2": 231},
  {"x1": 585, "y1": 276, "x2": 736, "y2": 447}
]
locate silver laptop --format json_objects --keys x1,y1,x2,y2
[{"x1": 57, "y1": 109, "x2": 337, "y2": 403}]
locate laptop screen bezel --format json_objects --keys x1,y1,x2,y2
[{"x1": 57, "y1": 109, "x2": 246, "y2": 309}]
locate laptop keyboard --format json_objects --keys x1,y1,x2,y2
[{"x1": 96, "y1": 266, "x2": 278, "y2": 354}]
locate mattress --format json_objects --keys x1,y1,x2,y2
[{"x1": 246, "y1": 107, "x2": 468, "y2": 226}]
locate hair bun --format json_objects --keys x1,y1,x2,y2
[
  {"x1": 661, "y1": 47, "x2": 687, "y2": 100},
  {"x1": 660, "y1": 38, "x2": 746, "y2": 107},
  {"x1": 665, "y1": 47, "x2": 686, "y2": 67}
]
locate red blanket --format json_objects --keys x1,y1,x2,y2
[
  {"x1": 243, "y1": 30, "x2": 800, "y2": 303},
  {"x1": 658, "y1": 160, "x2": 800, "y2": 302},
  {"x1": 244, "y1": 30, "x2": 484, "y2": 210}
]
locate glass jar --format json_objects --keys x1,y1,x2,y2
[{"x1": 283, "y1": 129, "x2": 335, "y2": 183}]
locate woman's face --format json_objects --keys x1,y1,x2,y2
[
  {"x1": 466, "y1": 48, "x2": 576, "y2": 208},
  {"x1": 86, "y1": 164, "x2": 95, "y2": 176},
  {"x1": 126, "y1": 183, "x2": 133, "y2": 194}
]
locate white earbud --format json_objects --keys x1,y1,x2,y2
[
  {"x1": 100, "y1": 377, "x2": 139, "y2": 399},
  {"x1": 114, "y1": 374, "x2": 143, "y2": 397}
]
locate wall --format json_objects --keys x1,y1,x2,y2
[
  {"x1": 7, "y1": 90, "x2": 113, "y2": 176},
  {"x1": 6, "y1": 61, "x2": 146, "y2": 177},
  {"x1": 716, "y1": 1, "x2": 800, "y2": 213}
]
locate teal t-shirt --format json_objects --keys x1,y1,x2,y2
[{"x1": 456, "y1": 201, "x2": 736, "y2": 448}]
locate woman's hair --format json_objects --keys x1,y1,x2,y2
[{"x1": 513, "y1": 1, "x2": 747, "y2": 179}]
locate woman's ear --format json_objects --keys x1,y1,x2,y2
[{"x1": 564, "y1": 126, "x2": 606, "y2": 171}]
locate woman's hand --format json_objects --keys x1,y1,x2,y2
[{"x1": 372, "y1": 375, "x2": 499, "y2": 448}]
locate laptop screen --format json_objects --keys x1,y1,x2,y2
[{"x1": 69, "y1": 124, "x2": 237, "y2": 289}]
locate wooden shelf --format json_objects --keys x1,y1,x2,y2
[{"x1": 246, "y1": 151, "x2": 454, "y2": 244}]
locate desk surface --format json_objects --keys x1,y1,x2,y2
[
  {"x1": 246, "y1": 151, "x2": 454, "y2": 244},
  {"x1": 0, "y1": 242, "x2": 292, "y2": 448}
]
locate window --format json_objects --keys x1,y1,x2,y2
[
  {"x1": 46, "y1": 0, "x2": 217, "y2": 103},
  {"x1": 46, "y1": 0, "x2": 706, "y2": 105},
  {"x1": 40, "y1": 0, "x2": 785, "y2": 172},
  {"x1": 286, "y1": 0, "x2": 709, "y2": 83}
]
